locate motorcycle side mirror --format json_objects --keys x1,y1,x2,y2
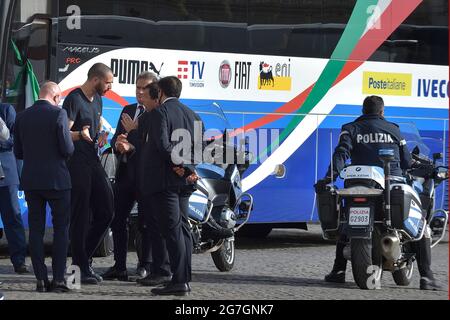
[
  {"x1": 435, "y1": 166, "x2": 448, "y2": 180},
  {"x1": 433, "y1": 153, "x2": 443, "y2": 161},
  {"x1": 272, "y1": 164, "x2": 286, "y2": 179}
]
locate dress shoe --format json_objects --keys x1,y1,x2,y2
[
  {"x1": 151, "y1": 283, "x2": 191, "y2": 296},
  {"x1": 88, "y1": 266, "x2": 103, "y2": 283},
  {"x1": 324, "y1": 270, "x2": 346, "y2": 283},
  {"x1": 137, "y1": 274, "x2": 172, "y2": 286},
  {"x1": 102, "y1": 266, "x2": 128, "y2": 281},
  {"x1": 81, "y1": 271, "x2": 99, "y2": 285},
  {"x1": 420, "y1": 277, "x2": 442, "y2": 291},
  {"x1": 135, "y1": 266, "x2": 148, "y2": 279},
  {"x1": 50, "y1": 280, "x2": 71, "y2": 293},
  {"x1": 0, "y1": 291, "x2": 4, "y2": 300},
  {"x1": 36, "y1": 280, "x2": 51, "y2": 293},
  {"x1": 14, "y1": 264, "x2": 29, "y2": 274}
]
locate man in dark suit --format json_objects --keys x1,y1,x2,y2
[
  {"x1": 102, "y1": 72, "x2": 157, "y2": 281},
  {"x1": 145, "y1": 76, "x2": 204, "y2": 296},
  {"x1": 0, "y1": 103, "x2": 28, "y2": 274},
  {"x1": 114, "y1": 81, "x2": 172, "y2": 286},
  {"x1": 14, "y1": 82, "x2": 74, "y2": 293}
]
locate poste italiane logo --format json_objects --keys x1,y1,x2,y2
[{"x1": 362, "y1": 71, "x2": 412, "y2": 96}]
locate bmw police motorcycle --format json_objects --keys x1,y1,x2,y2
[
  {"x1": 128, "y1": 103, "x2": 253, "y2": 272},
  {"x1": 316, "y1": 123, "x2": 448, "y2": 289},
  {"x1": 187, "y1": 103, "x2": 253, "y2": 271}
]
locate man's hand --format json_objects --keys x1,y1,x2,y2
[
  {"x1": 115, "y1": 133, "x2": 134, "y2": 154},
  {"x1": 314, "y1": 177, "x2": 332, "y2": 193},
  {"x1": 81, "y1": 126, "x2": 93, "y2": 143},
  {"x1": 173, "y1": 166, "x2": 200, "y2": 184},
  {"x1": 173, "y1": 166, "x2": 185, "y2": 177},
  {"x1": 186, "y1": 173, "x2": 200, "y2": 184},
  {"x1": 121, "y1": 113, "x2": 138, "y2": 133}
]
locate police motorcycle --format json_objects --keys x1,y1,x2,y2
[
  {"x1": 316, "y1": 123, "x2": 448, "y2": 289},
  {"x1": 185, "y1": 103, "x2": 253, "y2": 271}
]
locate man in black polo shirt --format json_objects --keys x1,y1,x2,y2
[{"x1": 63, "y1": 63, "x2": 114, "y2": 285}]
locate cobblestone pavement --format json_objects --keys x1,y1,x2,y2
[{"x1": 0, "y1": 225, "x2": 448, "y2": 300}]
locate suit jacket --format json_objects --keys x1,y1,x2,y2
[
  {"x1": 14, "y1": 100, "x2": 74, "y2": 191},
  {"x1": 111, "y1": 103, "x2": 144, "y2": 186},
  {"x1": 139, "y1": 98, "x2": 204, "y2": 195},
  {"x1": 0, "y1": 103, "x2": 19, "y2": 187}
]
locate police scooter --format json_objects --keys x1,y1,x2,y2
[{"x1": 316, "y1": 124, "x2": 448, "y2": 289}]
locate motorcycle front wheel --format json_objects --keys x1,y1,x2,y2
[
  {"x1": 350, "y1": 233, "x2": 383, "y2": 289},
  {"x1": 211, "y1": 238, "x2": 235, "y2": 272},
  {"x1": 392, "y1": 260, "x2": 414, "y2": 286}
]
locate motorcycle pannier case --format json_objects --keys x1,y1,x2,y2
[
  {"x1": 316, "y1": 186, "x2": 339, "y2": 239},
  {"x1": 390, "y1": 184, "x2": 424, "y2": 238}
]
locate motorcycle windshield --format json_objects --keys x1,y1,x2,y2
[
  {"x1": 398, "y1": 122, "x2": 430, "y2": 158},
  {"x1": 189, "y1": 102, "x2": 232, "y2": 139}
]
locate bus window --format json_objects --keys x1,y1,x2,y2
[{"x1": 369, "y1": 0, "x2": 448, "y2": 65}]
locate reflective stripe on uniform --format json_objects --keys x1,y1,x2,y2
[{"x1": 339, "y1": 130, "x2": 350, "y2": 139}]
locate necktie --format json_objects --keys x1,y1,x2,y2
[{"x1": 135, "y1": 105, "x2": 144, "y2": 120}]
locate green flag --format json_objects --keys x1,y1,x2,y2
[{"x1": 10, "y1": 40, "x2": 40, "y2": 108}]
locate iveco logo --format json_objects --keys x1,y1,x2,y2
[{"x1": 356, "y1": 167, "x2": 362, "y2": 172}]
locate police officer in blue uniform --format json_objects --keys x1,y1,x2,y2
[{"x1": 316, "y1": 95, "x2": 440, "y2": 290}]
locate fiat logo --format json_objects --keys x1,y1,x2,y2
[{"x1": 219, "y1": 60, "x2": 231, "y2": 88}]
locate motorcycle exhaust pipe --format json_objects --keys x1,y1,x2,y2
[{"x1": 380, "y1": 234, "x2": 402, "y2": 262}]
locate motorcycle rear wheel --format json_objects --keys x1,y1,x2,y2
[
  {"x1": 350, "y1": 235, "x2": 383, "y2": 290},
  {"x1": 211, "y1": 239, "x2": 235, "y2": 272}
]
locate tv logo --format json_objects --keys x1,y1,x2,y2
[{"x1": 178, "y1": 60, "x2": 206, "y2": 88}]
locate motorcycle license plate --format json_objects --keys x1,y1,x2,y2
[{"x1": 349, "y1": 207, "x2": 370, "y2": 226}]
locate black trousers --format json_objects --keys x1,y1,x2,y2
[
  {"x1": 68, "y1": 160, "x2": 114, "y2": 273},
  {"x1": 112, "y1": 180, "x2": 152, "y2": 271},
  {"x1": 154, "y1": 187, "x2": 193, "y2": 284},
  {"x1": 139, "y1": 193, "x2": 171, "y2": 277},
  {"x1": 25, "y1": 189, "x2": 70, "y2": 282}
]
